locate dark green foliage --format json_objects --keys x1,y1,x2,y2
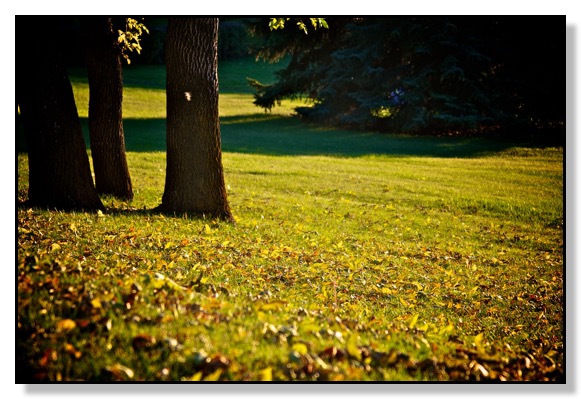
[
  {"x1": 249, "y1": 17, "x2": 565, "y2": 140},
  {"x1": 218, "y1": 18, "x2": 256, "y2": 60},
  {"x1": 248, "y1": 18, "x2": 353, "y2": 109}
]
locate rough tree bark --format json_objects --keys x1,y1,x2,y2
[
  {"x1": 159, "y1": 17, "x2": 233, "y2": 221},
  {"x1": 16, "y1": 18, "x2": 104, "y2": 211},
  {"x1": 83, "y1": 17, "x2": 133, "y2": 200}
]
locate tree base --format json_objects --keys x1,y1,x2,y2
[{"x1": 153, "y1": 204, "x2": 235, "y2": 224}]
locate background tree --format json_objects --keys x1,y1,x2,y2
[
  {"x1": 247, "y1": 17, "x2": 347, "y2": 110},
  {"x1": 16, "y1": 17, "x2": 104, "y2": 211},
  {"x1": 158, "y1": 17, "x2": 233, "y2": 221},
  {"x1": 82, "y1": 17, "x2": 134, "y2": 200},
  {"x1": 313, "y1": 17, "x2": 500, "y2": 134},
  {"x1": 250, "y1": 17, "x2": 565, "y2": 141}
]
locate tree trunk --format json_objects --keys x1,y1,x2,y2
[
  {"x1": 83, "y1": 17, "x2": 133, "y2": 200},
  {"x1": 16, "y1": 18, "x2": 104, "y2": 211},
  {"x1": 159, "y1": 18, "x2": 233, "y2": 221}
]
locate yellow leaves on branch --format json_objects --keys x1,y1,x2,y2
[
  {"x1": 117, "y1": 18, "x2": 149, "y2": 65},
  {"x1": 269, "y1": 18, "x2": 329, "y2": 34}
]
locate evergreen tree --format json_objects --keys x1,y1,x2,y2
[
  {"x1": 250, "y1": 17, "x2": 564, "y2": 139},
  {"x1": 248, "y1": 17, "x2": 352, "y2": 111}
]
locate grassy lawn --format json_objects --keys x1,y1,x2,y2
[{"x1": 17, "y1": 59, "x2": 564, "y2": 381}]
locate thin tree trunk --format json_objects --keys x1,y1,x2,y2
[
  {"x1": 159, "y1": 17, "x2": 233, "y2": 221},
  {"x1": 16, "y1": 17, "x2": 104, "y2": 211},
  {"x1": 84, "y1": 17, "x2": 133, "y2": 200}
]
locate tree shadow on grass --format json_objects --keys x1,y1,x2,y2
[
  {"x1": 219, "y1": 114, "x2": 547, "y2": 158},
  {"x1": 16, "y1": 198, "x2": 230, "y2": 224},
  {"x1": 17, "y1": 113, "x2": 559, "y2": 158}
]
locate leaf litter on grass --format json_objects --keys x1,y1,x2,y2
[{"x1": 17, "y1": 192, "x2": 563, "y2": 381}]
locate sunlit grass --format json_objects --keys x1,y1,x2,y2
[
  {"x1": 73, "y1": 83, "x2": 299, "y2": 121},
  {"x1": 16, "y1": 146, "x2": 564, "y2": 380}
]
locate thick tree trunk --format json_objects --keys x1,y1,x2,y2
[
  {"x1": 16, "y1": 18, "x2": 104, "y2": 211},
  {"x1": 159, "y1": 18, "x2": 233, "y2": 221},
  {"x1": 84, "y1": 17, "x2": 133, "y2": 200}
]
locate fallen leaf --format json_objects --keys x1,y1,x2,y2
[
  {"x1": 203, "y1": 368, "x2": 222, "y2": 381},
  {"x1": 105, "y1": 363, "x2": 134, "y2": 380},
  {"x1": 64, "y1": 343, "x2": 82, "y2": 359},
  {"x1": 259, "y1": 366, "x2": 273, "y2": 381},
  {"x1": 208, "y1": 354, "x2": 231, "y2": 370},
  {"x1": 187, "y1": 371, "x2": 204, "y2": 381},
  {"x1": 346, "y1": 334, "x2": 361, "y2": 361},
  {"x1": 132, "y1": 334, "x2": 157, "y2": 351},
  {"x1": 56, "y1": 319, "x2": 76, "y2": 332},
  {"x1": 90, "y1": 298, "x2": 102, "y2": 309},
  {"x1": 408, "y1": 314, "x2": 419, "y2": 329},
  {"x1": 153, "y1": 272, "x2": 185, "y2": 291},
  {"x1": 39, "y1": 348, "x2": 57, "y2": 367},
  {"x1": 256, "y1": 300, "x2": 287, "y2": 312},
  {"x1": 319, "y1": 346, "x2": 347, "y2": 362},
  {"x1": 292, "y1": 342, "x2": 309, "y2": 355}
]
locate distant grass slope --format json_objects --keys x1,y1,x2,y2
[{"x1": 17, "y1": 57, "x2": 564, "y2": 381}]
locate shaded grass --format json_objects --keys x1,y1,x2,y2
[
  {"x1": 17, "y1": 59, "x2": 564, "y2": 381},
  {"x1": 64, "y1": 62, "x2": 546, "y2": 159}
]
